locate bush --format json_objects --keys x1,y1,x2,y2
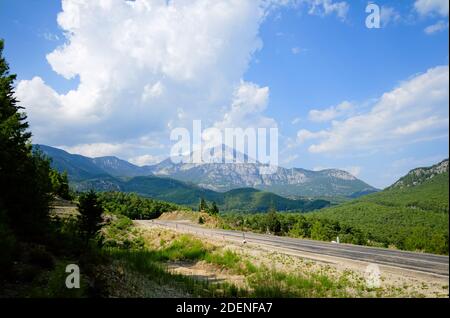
[
  {"x1": 101, "y1": 214, "x2": 145, "y2": 249},
  {"x1": 160, "y1": 235, "x2": 208, "y2": 261},
  {"x1": 264, "y1": 210, "x2": 281, "y2": 234},
  {"x1": 50, "y1": 169, "x2": 71, "y2": 200}
]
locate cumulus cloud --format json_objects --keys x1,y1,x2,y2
[
  {"x1": 16, "y1": 0, "x2": 349, "y2": 160},
  {"x1": 415, "y1": 0, "x2": 449, "y2": 34},
  {"x1": 380, "y1": 6, "x2": 401, "y2": 27},
  {"x1": 60, "y1": 143, "x2": 128, "y2": 158},
  {"x1": 298, "y1": 65, "x2": 449, "y2": 154},
  {"x1": 308, "y1": 101, "x2": 353, "y2": 122},
  {"x1": 306, "y1": 0, "x2": 349, "y2": 20},
  {"x1": 424, "y1": 20, "x2": 449, "y2": 34},
  {"x1": 297, "y1": 129, "x2": 329, "y2": 143},
  {"x1": 214, "y1": 81, "x2": 275, "y2": 129},
  {"x1": 414, "y1": 0, "x2": 449, "y2": 17},
  {"x1": 129, "y1": 154, "x2": 165, "y2": 166},
  {"x1": 17, "y1": 0, "x2": 269, "y2": 150},
  {"x1": 193, "y1": 80, "x2": 278, "y2": 150}
]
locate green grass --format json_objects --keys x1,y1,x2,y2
[
  {"x1": 100, "y1": 213, "x2": 427, "y2": 297},
  {"x1": 248, "y1": 269, "x2": 350, "y2": 298},
  {"x1": 204, "y1": 249, "x2": 242, "y2": 270},
  {"x1": 27, "y1": 261, "x2": 89, "y2": 298},
  {"x1": 104, "y1": 247, "x2": 246, "y2": 297},
  {"x1": 106, "y1": 244, "x2": 361, "y2": 298},
  {"x1": 101, "y1": 213, "x2": 145, "y2": 249},
  {"x1": 151, "y1": 235, "x2": 209, "y2": 261}
]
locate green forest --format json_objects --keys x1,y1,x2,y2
[
  {"x1": 307, "y1": 171, "x2": 449, "y2": 254},
  {"x1": 98, "y1": 191, "x2": 187, "y2": 219},
  {"x1": 221, "y1": 170, "x2": 449, "y2": 254}
]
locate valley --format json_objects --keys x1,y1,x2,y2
[
  {"x1": 35, "y1": 144, "x2": 377, "y2": 202},
  {"x1": 36, "y1": 143, "x2": 449, "y2": 256}
]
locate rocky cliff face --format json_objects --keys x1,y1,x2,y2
[
  {"x1": 36, "y1": 143, "x2": 377, "y2": 198},
  {"x1": 149, "y1": 159, "x2": 375, "y2": 197},
  {"x1": 390, "y1": 159, "x2": 449, "y2": 189}
]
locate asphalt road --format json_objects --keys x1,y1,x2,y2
[{"x1": 139, "y1": 219, "x2": 449, "y2": 277}]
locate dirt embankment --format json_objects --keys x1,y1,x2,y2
[
  {"x1": 157, "y1": 210, "x2": 221, "y2": 228},
  {"x1": 137, "y1": 214, "x2": 449, "y2": 298}
]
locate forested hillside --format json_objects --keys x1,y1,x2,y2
[{"x1": 308, "y1": 164, "x2": 449, "y2": 254}]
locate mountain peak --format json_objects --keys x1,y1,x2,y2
[
  {"x1": 318, "y1": 169, "x2": 357, "y2": 181},
  {"x1": 171, "y1": 143, "x2": 254, "y2": 165},
  {"x1": 390, "y1": 159, "x2": 449, "y2": 189},
  {"x1": 37, "y1": 144, "x2": 377, "y2": 198}
]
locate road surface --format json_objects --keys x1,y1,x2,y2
[{"x1": 137, "y1": 219, "x2": 449, "y2": 277}]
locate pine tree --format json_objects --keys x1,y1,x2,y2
[
  {"x1": 210, "y1": 201, "x2": 219, "y2": 215},
  {"x1": 50, "y1": 169, "x2": 71, "y2": 199},
  {"x1": 265, "y1": 209, "x2": 281, "y2": 234},
  {"x1": 199, "y1": 198, "x2": 208, "y2": 212},
  {"x1": 0, "y1": 39, "x2": 52, "y2": 237},
  {"x1": 78, "y1": 190, "x2": 103, "y2": 243}
]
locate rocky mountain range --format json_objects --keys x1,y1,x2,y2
[{"x1": 35, "y1": 144, "x2": 378, "y2": 198}]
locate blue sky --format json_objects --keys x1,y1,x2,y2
[{"x1": 0, "y1": 0, "x2": 448, "y2": 188}]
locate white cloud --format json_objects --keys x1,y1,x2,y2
[
  {"x1": 306, "y1": 0, "x2": 349, "y2": 20},
  {"x1": 345, "y1": 166, "x2": 361, "y2": 177},
  {"x1": 281, "y1": 154, "x2": 299, "y2": 165},
  {"x1": 129, "y1": 154, "x2": 165, "y2": 166},
  {"x1": 414, "y1": 0, "x2": 449, "y2": 17},
  {"x1": 379, "y1": 154, "x2": 448, "y2": 187},
  {"x1": 214, "y1": 80, "x2": 276, "y2": 130},
  {"x1": 391, "y1": 155, "x2": 447, "y2": 170},
  {"x1": 380, "y1": 6, "x2": 401, "y2": 27},
  {"x1": 297, "y1": 129, "x2": 329, "y2": 143},
  {"x1": 393, "y1": 116, "x2": 447, "y2": 135},
  {"x1": 298, "y1": 65, "x2": 449, "y2": 154},
  {"x1": 17, "y1": 0, "x2": 269, "y2": 148},
  {"x1": 291, "y1": 47, "x2": 306, "y2": 55},
  {"x1": 142, "y1": 81, "x2": 164, "y2": 101},
  {"x1": 15, "y1": 0, "x2": 350, "y2": 160},
  {"x1": 60, "y1": 143, "x2": 127, "y2": 158},
  {"x1": 291, "y1": 117, "x2": 302, "y2": 125},
  {"x1": 424, "y1": 20, "x2": 449, "y2": 34},
  {"x1": 42, "y1": 32, "x2": 60, "y2": 41},
  {"x1": 308, "y1": 101, "x2": 352, "y2": 122}
]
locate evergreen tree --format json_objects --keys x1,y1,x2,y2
[
  {"x1": 78, "y1": 190, "x2": 103, "y2": 242},
  {"x1": 59, "y1": 171, "x2": 71, "y2": 199},
  {"x1": 0, "y1": 39, "x2": 52, "y2": 237},
  {"x1": 199, "y1": 198, "x2": 208, "y2": 212},
  {"x1": 209, "y1": 201, "x2": 219, "y2": 215},
  {"x1": 264, "y1": 209, "x2": 281, "y2": 234},
  {"x1": 50, "y1": 169, "x2": 71, "y2": 200}
]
